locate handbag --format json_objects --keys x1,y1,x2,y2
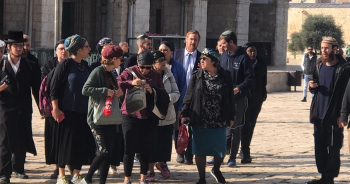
[
  {"x1": 176, "y1": 124, "x2": 189, "y2": 154},
  {"x1": 125, "y1": 68, "x2": 147, "y2": 114},
  {"x1": 92, "y1": 71, "x2": 122, "y2": 125}
]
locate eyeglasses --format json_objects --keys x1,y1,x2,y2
[
  {"x1": 11, "y1": 44, "x2": 23, "y2": 48},
  {"x1": 138, "y1": 66, "x2": 152, "y2": 70},
  {"x1": 200, "y1": 57, "x2": 208, "y2": 61},
  {"x1": 159, "y1": 49, "x2": 169, "y2": 53},
  {"x1": 307, "y1": 49, "x2": 313, "y2": 51}
]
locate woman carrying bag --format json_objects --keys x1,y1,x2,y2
[
  {"x1": 81, "y1": 45, "x2": 124, "y2": 184},
  {"x1": 181, "y1": 48, "x2": 235, "y2": 184}
]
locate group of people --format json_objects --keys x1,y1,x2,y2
[{"x1": 0, "y1": 28, "x2": 269, "y2": 184}]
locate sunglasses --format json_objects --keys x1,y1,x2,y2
[
  {"x1": 200, "y1": 57, "x2": 208, "y2": 60},
  {"x1": 139, "y1": 66, "x2": 152, "y2": 70}
]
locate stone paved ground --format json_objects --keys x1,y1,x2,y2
[{"x1": 10, "y1": 87, "x2": 350, "y2": 184}]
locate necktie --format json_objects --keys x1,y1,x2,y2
[{"x1": 186, "y1": 53, "x2": 193, "y2": 86}]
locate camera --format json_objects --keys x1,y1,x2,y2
[{"x1": 0, "y1": 75, "x2": 10, "y2": 85}]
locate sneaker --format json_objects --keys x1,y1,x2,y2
[
  {"x1": 71, "y1": 175, "x2": 82, "y2": 184},
  {"x1": 196, "y1": 179, "x2": 207, "y2": 184},
  {"x1": 124, "y1": 180, "x2": 132, "y2": 184},
  {"x1": 50, "y1": 168, "x2": 59, "y2": 179},
  {"x1": 155, "y1": 163, "x2": 170, "y2": 179},
  {"x1": 0, "y1": 176, "x2": 10, "y2": 184},
  {"x1": 140, "y1": 180, "x2": 149, "y2": 184},
  {"x1": 227, "y1": 159, "x2": 236, "y2": 167},
  {"x1": 184, "y1": 159, "x2": 193, "y2": 165},
  {"x1": 206, "y1": 158, "x2": 214, "y2": 165},
  {"x1": 56, "y1": 176, "x2": 69, "y2": 184},
  {"x1": 134, "y1": 158, "x2": 140, "y2": 163},
  {"x1": 176, "y1": 153, "x2": 184, "y2": 163},
  {"x1": 80, "y1": 178, "x2": 92, "y2": 184},
  {"x1": 241, "y1": 157, "x2": 252, "y2": 164},
  {"x1": 305, "y1": 179, "x2": 323, "y2": 184},
  {"x1": 109, "y1": 165, "x2": 117, "y2": 174},
  {"x1": 301, "y1": 97, "x2": 307, "y2": 102},
  {"x1": 146, "y1": 172, "x2": 155, "y2": 182},
  {"x1": 14, "y1": 172, "x2": 29, "y2": 179},
  {"x1": 210, "y1": 168, "x2": 226, "y2": 183}
]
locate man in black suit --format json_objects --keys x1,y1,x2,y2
[
  {"x1": 0, "y1": 30, "x2": 41, "y2": 184},
  {"x1": 173, "y1": 30, "x2": 201, "y2": 165}
]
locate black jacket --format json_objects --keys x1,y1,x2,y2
[
  {"x1": 0, "y1": 57, "x2": 41, "y2": 155},
  {"x1": 124, "y1": 54, "x2": 137, "y2": 69},
  {"x1": 310, "y1": 55, "x2": 350, "y2": 126},
  {"x1": 181, "y1": 67, "x2": 236, "y2": 128},
  {"x1": 249, "y1": 57, "x2": 267, "y2": 103},
  {"x1": 220, "y1": 47, "x2": 254, "y2": 99},
  {"x1": 41, "y1": 57, "x2": 58, "y2": 80}
]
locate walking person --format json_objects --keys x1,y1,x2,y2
[
  {"x1": 219, "y1": 30, "x2": 254, "y2": 167},
  {"x1": 173, "y1": 30, "x2": 202, "y2": 165},
  {"x1": 146, "y1": 51, "x2": 180, "y2": 182},
  {"x1": 0, "y1": 30, "x2": 41, "y2": 184},
  {"x1": 40, "y1": 39, "x2": 69, "y2": 179},
  {"x1": 181, "y1": 48, "x2": 235, "y2": 184},
  {"x1": 306, "y1": 36, "x2": 350, "y2": 184},
  {"x1": 81, "y1": 45, "x2": 124, "y2": 184},
  {"x1": 89, "y1": 37, "x2": 113, "y2": 71},
  {"x1": 124, "y1": 34, "x2": 152, "y2": 69},
  {"x1": 301, "y1": 46, "x2": 317, "y2": 102},
  {"x1": 117, "y1": 51, "x2": 164, "y2": 184},
  {"x1": 240, "y1": 42, "x2": 267, "y2": 164},
  {"x1": 50, "y1": 34, "x2": 96, "y2": 184}
]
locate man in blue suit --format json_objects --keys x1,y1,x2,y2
[{"x1": 173, "y1": 30, "x2": 201, "y2": 165}]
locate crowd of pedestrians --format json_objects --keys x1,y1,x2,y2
[{"x1": 0, "y1": 29, "x2": 349, "y2": 184}]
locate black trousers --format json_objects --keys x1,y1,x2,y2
[
  {"x1": 0, "y1": 135, "x2": 12, "y2": 178},
  {"x1": 314, "y1": 124, "x2": 343, "y2": 178},
  {"x1": 241, "y1": 100, "x2": 263, "y2": 158},
  {"x1": 226, "y1": 97, "x2": 247, "y2": 160}
]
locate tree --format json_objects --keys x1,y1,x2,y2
[{"x1": 288, "y1": 14, "x2": 344, "y2": 53}]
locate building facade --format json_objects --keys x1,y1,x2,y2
[{"x1": 1, "y1": 0, "x2": 289, "y2": 66}]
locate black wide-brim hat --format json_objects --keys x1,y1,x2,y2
[{"x1": 4, "y1": 30, "x2": 27, "y2": 43}]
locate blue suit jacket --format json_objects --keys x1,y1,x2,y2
[{"x1": 173, "y1": 48, "x2": 201, "y2": 73}]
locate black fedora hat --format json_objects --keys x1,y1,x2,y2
[{"x1": 4, "y1": 30, "x2": 27, "y2": 43}]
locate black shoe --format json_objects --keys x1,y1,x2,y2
[
  {"x1": 50, "y1": 168, "x2": 59, "y2": 179},
  {"x1": 196, "y1": 179, "x2": 207, "y2": 184},
  {"x1": 0, "y1": 176, "x2": 10, "y2": 184},
  {"x1": 184, "y1": 159, "x2": 193, "y2": 165},
  {"x1": 241, "y1": 157, "x2": 252, "y2": 164},
  {"x1": 176, "y1": 153, "x2": 184, "y2": 163},
  {"x1": 305, "y1": 179, "x2": 324, "y2": 184},
  {"x1": 14, "y1": 172, "x2": 28, "y2": 179},
  {"x1": 210, "y1": 168, "x2": 226, "y2": 183},
  {"x1": 301, "y1": 97, "x2": 307, "y2": 102},
  {"x1": 67, "y1": 165, "x2": 74, "y2": 175}
]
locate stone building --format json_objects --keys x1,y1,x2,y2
[{"x1": 0, "y1": 0, "x2": 289, "y2": 66}]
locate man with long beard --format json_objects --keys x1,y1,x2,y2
[{"x1": 306, "y1": 36, "x2": 350, "y2": 184}]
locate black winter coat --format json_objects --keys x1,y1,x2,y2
[
  {"x1": 310, "y1": 55, "x2": 350, "y2": 126},
  {"x1": 181, "y1": 67, "x2": 236, "y2": 128},
  {"x1": 41, "y1": 57, "x2": 58, "y2": 80},
  {"x1": 0, "y1": 57, "x2": 41, "y2": 155}
]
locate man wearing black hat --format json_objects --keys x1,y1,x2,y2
[{"x1": 0, "y1": 30, "x2": 41, "y2": 183}]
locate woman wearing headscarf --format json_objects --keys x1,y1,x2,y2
[
  {"x1": 146, "y1": 51, "x2": 180, "y2": 181},
  {"x1": 117, "y1": 51, "x2": 164, "y2": 184},
  {"x1": 181, "y1": 48, "x2": 235, "y2": 184},
  {"x1": 240, "y1": 42, "x2": 267, "y2": 164},
  {"x1": 89, "y1": 37, "x2": 113, "y2": 71},
  {"x1": 81, "y1": 45, "x2": 124, "y2": 184},
  {"x1": 50, "y1": 34, "x2": 95, "y2": 184},
  {"x1": 40, "y1": 39, "x2": 69, "y2": 179}
]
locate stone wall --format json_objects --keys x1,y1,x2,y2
[
  {"x1": 3, "y1": 0, "x2": 26, "y2": 35},
  {"x1": 32, "y1": 0, "x2": 55, "y2": 49},
  {"x1": 161, "y1": 0, "x2": 182, "y2": 34},
  {"x1": 249, "y1": 3, "x2": 276, "y2": 42}
]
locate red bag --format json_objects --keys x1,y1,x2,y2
[{"x1": 176, "y1": 125, "x2": 189, "y2": 154}]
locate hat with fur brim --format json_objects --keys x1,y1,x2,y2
[{"x1": 4, "y1": 30, "x2": 27, "y2": 43}]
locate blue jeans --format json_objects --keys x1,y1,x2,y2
[{"x1": 303, "y1": 74, "x2": 311, "y2": 98}]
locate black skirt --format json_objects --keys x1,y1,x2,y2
[
  {"x1": 122, "y1": 115, "x2": 157, "y2": 154},
  {"x1": 57, "y1": 111, "x2": 96, "y2": 166},
  {"x1": 150, "y1": 124, "x2": 173, "y2": 163},
  {"x1": 44, "y1": 117, "x2": 60, "y2": 164},
  {"x1": 110, "y1": 124, "x2": 124, "y2": 166}
]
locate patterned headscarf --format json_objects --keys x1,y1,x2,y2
[
  {"x1": 321, "y1": 36, "x2": 338, "y2": 47},
  {"x1": 202, "y1": 48, "x2": 221, "y2": 63},
  {"x1": 96, "y1": 37, "x2": 113, "y2": 53},
  {"x1": 64, "y1": 34, "x2": 86, "y2": 54}
]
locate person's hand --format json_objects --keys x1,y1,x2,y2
[
  {"x1": 114, "y1": 89, "x2": 124, "y2": 97},
  {"x1": 230, "y1": 120, "x2": 234, "y2": 127},
  {"x1": 181, "y1": 117, "x2": 190, "y2": 124},
  {"x1": 309, "y1": 80, "x2": 318, "y2": 88},
  {"x1": 0, "y1": 83, "x2": 8, "y2": 92},
  {"x1": 144, "y1": 84, "x2": 152, "y2": 94},
  {"x1": 337, "y1": 117, "x2": 348, "y2": 128},
  {"x1": 234, "y1": 87, "x2": 240, "y2": 95},
  {"x1": 52, "y1": 108, "x2": 64, "y2": 123},
  {"x1": 107, "y1": 89, "x2": 114, "y2": 97},
  {"x1": 132, "y1": 78, "x2": 143, "y2": 86},
  {"x1": 177, "y1": 110, "x2": 182, "y2": 120}
]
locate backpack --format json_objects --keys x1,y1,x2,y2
[{"x1": 39, "y1": 68, "x2": 57, "y2": 117}]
